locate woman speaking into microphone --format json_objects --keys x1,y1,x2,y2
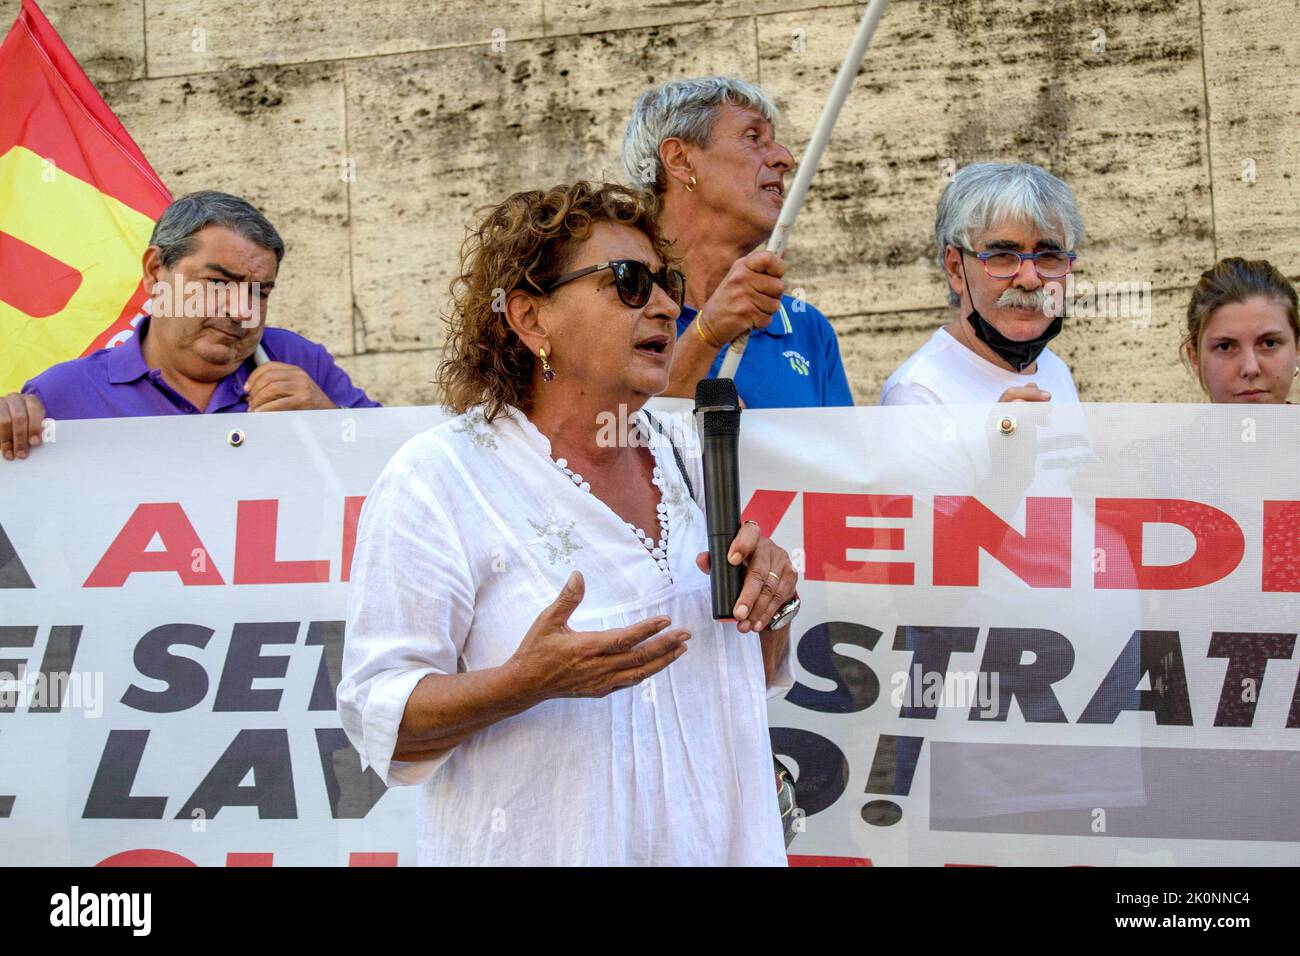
[{"x1": 337, "y1": 182, "x2": 800, "y2": 866}]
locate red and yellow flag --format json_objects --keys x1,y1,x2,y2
[{"x1": 0, "y1": 0, "x2": 171, "y2": 394}]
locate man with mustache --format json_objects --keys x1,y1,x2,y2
[
  {"x1": 876, "y1": 166, "x2": 1153, "y2": 826},
  {"x1": 881, "y1": 162, "x2": 1083, "y2": 406},
  {"x1": 0, "y1": 191, "x2": 377, "y2": 460}
]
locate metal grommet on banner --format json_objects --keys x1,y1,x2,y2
[
  {"x1": 227, "y1": 429, "x2": 245, "y2": 448},
  {"x1": 997, "y1": 415, "x2": 1017, "y2": 436}
]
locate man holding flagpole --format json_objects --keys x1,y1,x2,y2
[{"x1": 621, "y1": 77, "x2": 854, "y2": 408}]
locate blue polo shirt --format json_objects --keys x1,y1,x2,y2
[
  {"x1": 23, "y1": 317, "x2": 380, "y2": 420},
  {"x1": 676, "y1": 295, "x2": 853, "y2": 408}
]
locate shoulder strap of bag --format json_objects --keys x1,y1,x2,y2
[{"x1": 642, "y1": 410, "x2": 695, "y2": 502}]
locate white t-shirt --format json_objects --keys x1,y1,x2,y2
[
  {"x1": 337, "y1": 405, "x2": 793, "y2": 866},
  {"x1": 880, "y1": 327, "x2": 1080, "y2": 405}
]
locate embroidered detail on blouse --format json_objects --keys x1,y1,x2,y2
[
  {"x1": 546, "y1": 446, "x2": 672, "y2": 582},
  {"x1": 662, "y1": 479, "x2": 692, "y2": 529},
  {"x1": 526, "y1": 510, "x2": 582, "y2": 565},
  {"x1": 451, "y1": 409, "x2": 499, "y2": 449}
]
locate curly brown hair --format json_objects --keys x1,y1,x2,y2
[{"x1": 437, "y1": 181, "x2": 675, "y2": 422}]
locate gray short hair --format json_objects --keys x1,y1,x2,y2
[
  {"x1": 621, "y1": 76, "x2": 780, "y2": 195},
  {"x1": 149, "y1": 190, "x2": 285, "y2": 269},
  {"x1": 935, "y1": 162, "x2": 1084, "y2": 306}
]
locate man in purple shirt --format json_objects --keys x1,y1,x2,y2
[{"x1": 0, "y1": 191, "x2": 378, "y2": 460}]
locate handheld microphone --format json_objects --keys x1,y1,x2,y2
[{"x1": 694, "y1": 378, "x2": 746, "y2": 620}]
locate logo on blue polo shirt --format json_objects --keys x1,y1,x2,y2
[{"x1": 783, "y1": 350, "x2": 811, "y2": 376}]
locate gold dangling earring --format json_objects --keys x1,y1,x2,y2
[
  {"x1": 685, "y1": 175, "x2": 697, "y2": 192},
  {"x1": 539, "y1": 347, "x2": 554, "y2": 382}
]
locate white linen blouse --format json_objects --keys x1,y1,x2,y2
[{"x1": 337, "y1": 404, "x2": 794, "y2": 866}]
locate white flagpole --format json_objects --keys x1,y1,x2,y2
[{"x1": 717, "y1": 0, "x2": 891, "y2": 381}]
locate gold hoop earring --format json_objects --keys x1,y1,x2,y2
[
  {"x1": 539, "y1": 347, "x2": 554, "y2": 382},
  {"x1": 685, "y1": 175, "x2": 697, "y2": 192}
]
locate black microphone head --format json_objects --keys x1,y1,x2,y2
[
  {"x1": 695, "y1": 377, "x2": 741, "y2": 438},
  {"x1": 695, "y1": 376, "x2": 739, "y2": 408}
]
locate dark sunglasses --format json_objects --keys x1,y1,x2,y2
[{"x1": 543, "y1": 259, "x2": 686, "y2": 310}]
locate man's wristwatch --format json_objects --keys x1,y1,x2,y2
[{"x1": 766, "y1": 592, "x2": 801, "y2": 631}]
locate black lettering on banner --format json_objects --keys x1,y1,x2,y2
[
  {"x1": 769, "y1": 726, "x2": 850, "y2": 817},
  {"x1": 785, "y1": 622, "x2": 883, "y2": 714},
  {"x1": 0, "y1": 626, "x2": 51, "y2": 816},
  {"x1": 315, "y1": 727, "x2": 387, "y2": 818},
  {"x1": 213, "y1": 622, "x2": 297, "y2": 712},
  {"x1": 0, "y1": 522, "x2": 34, "y2": 589},
  {"x1": 893, "y1": 625, "x2": 980, "y2": 719},
  {"x1": 122, "y1": 623, "x2": 214, "y2": 713},
  {"x1": 306, "y1": 620, "x2": 346, "y2": 712},
  {"x1": 0, "y1": 626, "x2": 36, "y2": 715},
  {"x1": 1208, "y1": 632, "x2": 1296, "y2": 726},
  {"x1": 83, "y1": 729, "x2": 167, "y2": 818},
  {"x1": 1078, "y1": 630, "x2": 1194, "y2": 725},
  {"x1": 862, "y1": 733, "x2": 925, "y2": 826},
  {"x1": 971, "y1": 627, "x2": 1074, "y2": 722},
  {"x1": 0, "y1": 708, "x2": 15, "y2": 812},
  {"x1": 27, "y1": 625, "x2": 83, "y2": 714},
  {"x1": 177, "y1": 729, "x2": 297, "y2": 819}
]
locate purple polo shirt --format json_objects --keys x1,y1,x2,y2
[{"x1": 22, "y1": 317, "x2": 380, "y2": 420}]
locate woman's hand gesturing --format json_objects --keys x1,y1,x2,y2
[{"x1": 505, "y1": 571, "x2": 690, "y2": 701}]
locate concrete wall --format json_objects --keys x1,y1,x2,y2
[{"x1": 12, "y1": 0, "x2": 1298, "y2": 406}]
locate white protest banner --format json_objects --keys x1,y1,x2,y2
[
  {"x1": 0, "y1": 403, "x2": 1296, "y2": 865},
  {"x1": 1, "y1": 407, "x2": 444, "y2": 867}
]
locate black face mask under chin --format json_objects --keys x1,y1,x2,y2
[{"x1": 959, "y1": 257, "x2": 1064, "y2": 373}]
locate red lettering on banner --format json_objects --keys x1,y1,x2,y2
[
  {"x1": 75, "y1": 493, "x2": 1292, "y2": 592},
  {"x1": 933, "y1": 496, "x2": 1072, "y2": 588},
  {"x1": 1094, "y1": 498, "x2": 1245, "y2": 590},
  {"x1": 1263, "y1": 501, "x2": 1300, "y2": 593},
  {"x1": 739, "y1": 489, "x2": 798, "y2": 536},
  {"x1": 96, "y1": 849, "x2": 197, "y2": 867},
  {"x1": 340, "y1": 496, "x2": 366, "y2": 583},
  {"x1": 233, "y1": 500, "x2": 330, "y2": 585},
  {"x1": 84, "y1": 503, "x2": 225, "y2": 587},
  {"x1": 787, "y1": 854, "x2": 872, "y2": 867},
  {"x1": 348, "y1": 852, "x2": 398, "y2": 866},
  {"x1": 804, "y1": 493, "x2": 914, "y2": 584},
  {"x1": 95, "y1": 849, "x2": 397, "y2": 866}
]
